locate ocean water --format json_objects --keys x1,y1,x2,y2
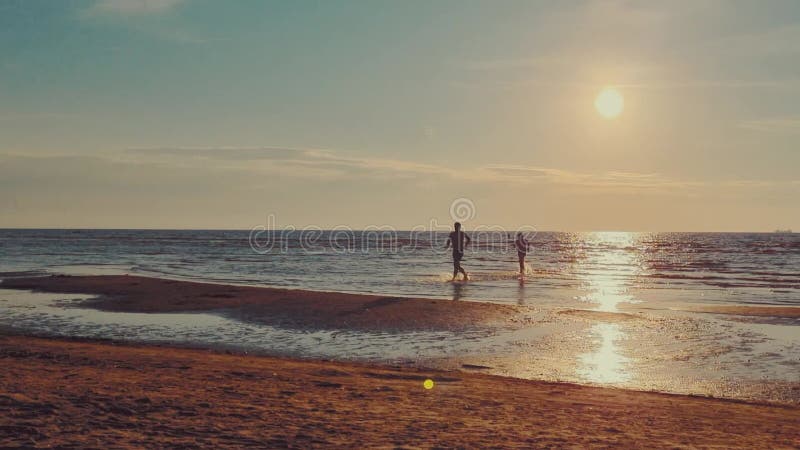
[
  {"x1": 0, "y1": 229, "x2": 798, "y2": 308},
  {"x1": 1, "y1": 229, "x2": 799, "y2": 402}
]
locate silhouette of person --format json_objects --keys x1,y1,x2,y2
[
  {"x1": 445, "y1": 222, "x2": 471, "y2": 281},
  {"x1": 515, "y1": 232, "x2": 531, "y2": 277}
]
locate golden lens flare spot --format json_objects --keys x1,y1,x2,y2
[
  {"x1": 423, "y1": 379, "x2": 434, "y2": 390},
  {"x1": 594, "y1": 87, "x2": 624, "y2": 119}
]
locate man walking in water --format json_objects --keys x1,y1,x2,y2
[
  {"x1": 515, "y1": 232, "x2": 531, "y2": 278},
  {"x1": 445, "y1": 222, "x2": 471, "y2": 281}
]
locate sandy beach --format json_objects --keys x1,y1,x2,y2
[
  {"x1": 1, "y1": 274, "x2": 799, "y2": 447},
  {"x1": 1, "y1": 334, "x2": 799, "y2": 448},
  {"x1": 3, "y1": 274, "x2": 800, "y2": 402}
]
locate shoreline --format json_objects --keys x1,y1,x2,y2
[
  {"x1": 0, "y1": 274, "x2": 522, "y2": 332},
  {"x1": 5, "y1": 274, "x2": 800, "y2": 322},
  {"x1": 0, "y1": 327, "x2": 795, "y2": 409},
  {"x1": 684, "y1": 304, "x2": 800, "y2": 318},
  {"x1": 1, "y1": 334, "x2": 798, "y2": 448},
  {"x1": 3, "y1": 273, "x2": 800, "y2": 407}
]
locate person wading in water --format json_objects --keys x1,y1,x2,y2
[
  {"x1": 515, "y1": 232, "x2": 531, "y2": 279},
  {"x1": 445, "y1": 222, "x2": 471, "y2": 281}
]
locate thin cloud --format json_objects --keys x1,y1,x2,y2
[
  {"x1": 707, "y1": 22, "x2": 800, "y2": 57},
  {"x1": 81, "y1": 1, "x2": 229, "y2": 45},
  {"x1": 739, "y1": 117, "x2": 800, "y2": 134},
  {"x1": 463, "y1": 56, "x2": 558, "y2": 72},
  {"x1": 6, "y1": 151, "x2": 794, "y2": 197},
  {"x1": 482, "y1": 165, "x2": 703, "y2": 190},
  {"x1": 455, "y1": 76, "x2": 799, "y2": 92},
  {"x1": 127, "y1": 147, "x2": 778, "y2": 192},
  {"x1": 481, "y1": 165, "x2": 565, "y2": 179},
  {"x1": 0, "y1": 112, "x2": 79, "y2": 122},
  {"x1": 126, "y1": 146, "x2": 452, "y2": 180},
  {"x1": 84, "y1": 0, "x2": 185, "y2": 16},
  {"x1": 617, "y1": 80, "x2": 800, "y2": 90},
  {"x1": 127, "y1": 146, "x2": 334, "y2": 161}
]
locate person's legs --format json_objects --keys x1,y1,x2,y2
[
  {"x1": 518, "y1": 253, "x2": 526, "y2": 275},
  {"x1": 456, "y1": 253, "x2": 468, "y2": 280},
  {"x1": 453, "y1": 253, "x2": 467, "y2": 280}
]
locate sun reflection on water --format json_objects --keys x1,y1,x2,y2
[
  {"x1": 580, "y1": 231, "x2": 640, "y2": 312},
  {"x1": 576, "y1": 232, "x2": 640, "y2": 384},
  {"x1": 578, "y1": 323, "x2": 632, "y2": 383}
]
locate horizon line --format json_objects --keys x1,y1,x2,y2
[{"x1": 0, "y1": 227, "x2": 793, "y2": 234}]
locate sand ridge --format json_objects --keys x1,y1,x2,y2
[
  {"x1": 1, "y1": 275, "x2": 519, "y2": 332},
  {"x1": 683, "y1": 304, "x2": 800, "y2": 318}
]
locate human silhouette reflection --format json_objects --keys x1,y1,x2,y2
[
  {"x1": 451, "y1": 281, "x2": 465, "y2": 301},
  {"x1": 516, "y1": 277, "x2": 526, "y2": 305}
]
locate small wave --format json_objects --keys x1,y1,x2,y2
[
  {"x1": 431, "y1": 268, "x2": 532, "y2": 283},
  {"x1": 0, "y1": 269, "x2": 48, "y2": 279}
]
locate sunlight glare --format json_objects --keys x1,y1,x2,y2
[{"x1": 594, "y1": 87, "x2": 624, "y2": 119}]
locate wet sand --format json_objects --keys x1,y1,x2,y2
[
  {"x1": 557, "y1": 309, "x2": 643, "y2": 322},
  {"x1": 1, "y1": 335, "x2": 798, "y2": 448},
  {"x1": 0, "y1": 275, "x2": 519, "y2": 332},
  {"x1": 685, "y1": 304, "x2": 800, "y2": 318}
]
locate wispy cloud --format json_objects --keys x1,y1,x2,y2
[
  {"x1": 127, "y1": 146, "x2": 333, "y2": 161},
  {"x1": 739, "y1": 116, "x2": 800, "y2": 134},
  {"x1": 457, "y1": 47, "x2": 800, "y2": 92},
  {"x1": 463, "y1": 56, "x2": 564, "y2": 72},
  {"x1": 455, "y1": 65, "x2": 800, "y2": 92},
  {"x1": 708, "y1": 22, "x2": 800, "y2": 57},
  {"x1": 0, "y1": 112, "x2": 79, "y2": 122},
  {"x1": 81, "y1": 0, "x2": 229, "y2": 45},
  {"x1": 126, "y1": 146, "x2": 717, "y2": 192},
  {"x1": 481, "y1": 165, "x2": 704, "y2": 191},
  {"x1": 126, "y1": 146, "x2": 451, "y2": 180},
  {"x1": 618, "y1": 80, "x2": 800, "y2": 90},
  {"x1": 5, "y1": 150, "x2": 795, "y2": 208},
  {"x1": 84, "y1": 0, "x2": 185, "y2": 17}
]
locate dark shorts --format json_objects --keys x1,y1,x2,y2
[
  {"x1": 517, "y1": 251, "x2": 527, "y2": 259},
  {"x1": 453, "y1": 252, "x2": 464, "y2": 262}
]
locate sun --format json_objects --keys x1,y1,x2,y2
[{"x1": 594, "y1": 87, "x2": 624, "y2": 119}]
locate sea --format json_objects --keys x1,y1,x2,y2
[
  {"x1": 1, "y1": 229, "x2": 798, "y2": 307},
  {"x1": 1, "y1": 229, "x2": 799, "y2": 402}
]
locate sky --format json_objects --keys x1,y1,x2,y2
[{"x1": 1, "y1": 0, "x2": 799, "y2": 231}]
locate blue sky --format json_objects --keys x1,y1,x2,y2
[{"x1": 1, "y1": 0, "x2": 799, "y2": 230}]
